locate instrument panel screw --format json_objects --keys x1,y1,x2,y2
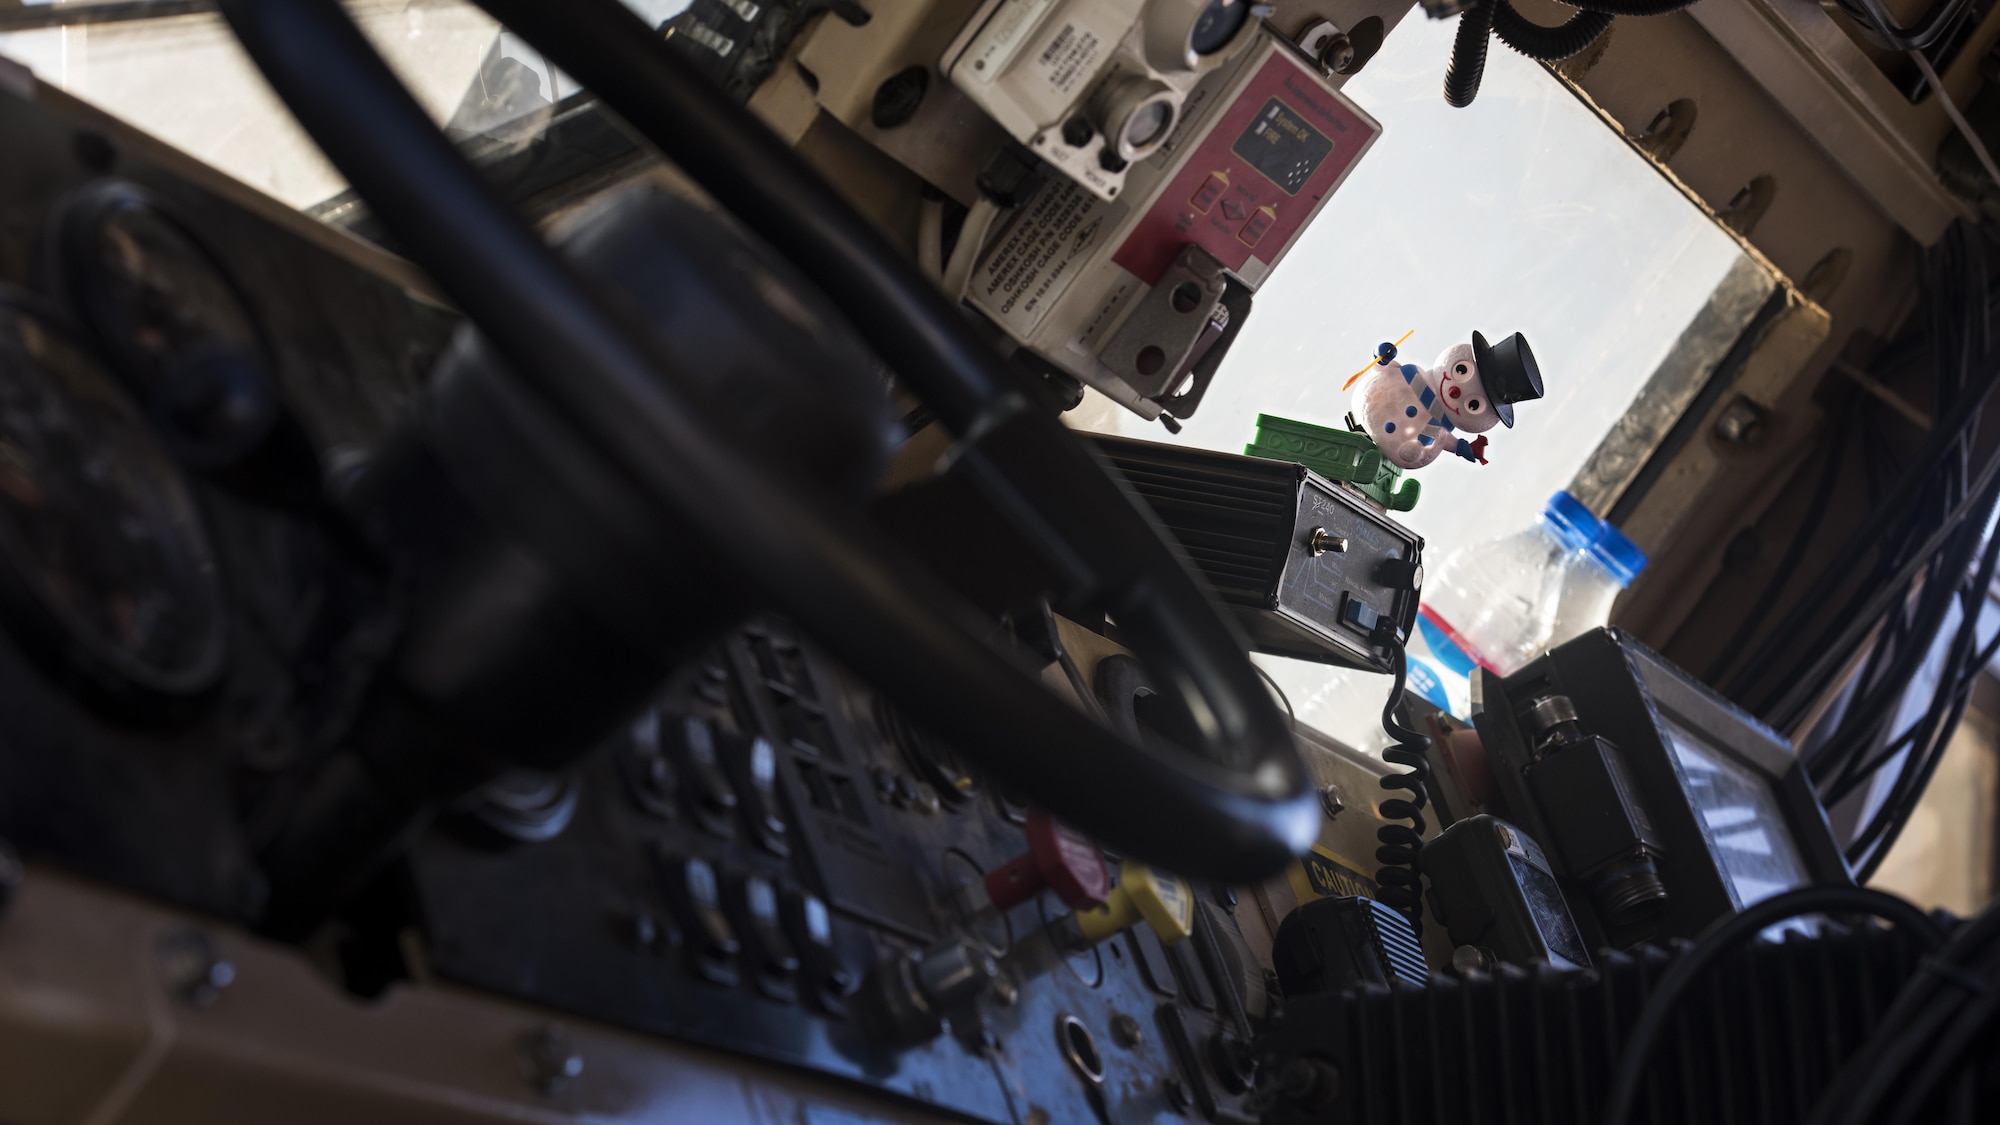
[
  {"x1": 516, "y1": 1022, "x2": 583, "y2": 1095},
  {"x1": 1319, "y1": 784, "x2": 1346, "y2": 820},
  {"x1": 156, "y1": 929, "x2": 235, "y2": 1008},
  {"x1": 1111, "y1": 1012, "x2": 1144, "y2": 1048}
]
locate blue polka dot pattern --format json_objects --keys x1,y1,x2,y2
[
  {"x1": 1405, "y1": 406, "x2": 1418, "y2": 418},
  {"x1": 1384, "y1": 422, "x2": 1396, "y2": 433}
]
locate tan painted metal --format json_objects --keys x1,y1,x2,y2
[{"x1": 0, "y1": 871, "x2": 954, "y2": 1125}]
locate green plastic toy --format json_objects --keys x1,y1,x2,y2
[{"x1": 1244, "y1": 414, "x2": 1421, "y2": 512}]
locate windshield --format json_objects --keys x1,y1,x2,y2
[
  {"x1": 1, "y1": 2, "x2": 1774, "y2": 757},
  {"x1": 1068, "y1": 14, "x2": 1768, "y2": 752},
  {"x1": 0, "y1": 0, "x2": 692, "y2": 222}
]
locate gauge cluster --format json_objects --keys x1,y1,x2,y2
[{"x1": 0, "y1": 89, "x2": 458, "y2": 914}]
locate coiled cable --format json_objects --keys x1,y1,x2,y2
[{"x1": 1374, "y1": 643, "x2": 1432, "y2": 936}]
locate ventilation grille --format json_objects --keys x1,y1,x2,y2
[{"x1": 1262, "y1": 920, "x2": 1933, "y2": 1125}]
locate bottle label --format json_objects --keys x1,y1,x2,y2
[
  {"x1": 1404, "y1": 658, "x2": 1451, "y2": 711},
  {"x1": 1416, "y1": 605, "x2": 1498, "y2": 675}
]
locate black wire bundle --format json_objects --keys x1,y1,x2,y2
[
  {"x1": 1440, "y1": 1, "x2": 1697, "y2": 107},
  {"x1": 1602, "y1": 885, "x2": 1949, "y2": 1125},
  {"x1": 1834, "y1": 0, "x2": 1982, "y2": 54},
  {"x1": 1807, "y1": 897, "x2": 2000, "y2": 1125},
  {"x1": 1709, "y1": 223, "x2": 2000, "y2": 878},
  {"x1": 1374, "y1": 644, "x2": 1432, "y2": 937}
]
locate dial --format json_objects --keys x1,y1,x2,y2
[
  {"x1": 49, "y1": 181, "x2": 279, "y2": 469},
  {"x1": 0, "y1": 293, "x2": 226, "y2": 706}
]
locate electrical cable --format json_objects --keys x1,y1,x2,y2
[
  {"x1": 1810, "y1": 901, "x2": 2000, "y2": 1125},
  {"x1": 1373, "y1": 641, "x2": 1432, "y2": 937},
  {"x1": 940, "y1": 197, "x2": 999, "y2": 302},
  {"x1": 1491, "y1": 2, "x2": 1613, "y2": 61},
  {"x1": 1444, "y1": 1, "x2": 1496, "y2": 108},
  {"x1": 1726, "y1": 227, "x2": 2000, "y2": 723},
  {"x1": 1566, "y1": 0, "x2": 1699, "y2": 12},
  {"x1": 1835, "y1": 0, "x2": 1980, "y2": 53},
  {"x1": 1440, "y1": 0, "x2": 1701, "y2": 106},
  {"x1": 1253, "y1": 661, "x2": 1295, "y2": 728},
  {"x1": 1702, "y1": 389, "x2": 1860, "y2": 684},
  {"x1": 1602, "y1": 884, "x2": 1947, "y2": 1125},
  {"x1": 1729, "y1": 226, "x2": 2000, "y2": 879},
  {"x1": 1845, "y1": 510, "x2": 2000, "y2": 875}
]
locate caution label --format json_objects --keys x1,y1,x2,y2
[
  {"x1": 1287, "y1": 845, "x2": 1380, "y2": 904},
  {"x1": 969, "y1": 179, "x2": 1115, "y2": 337}
]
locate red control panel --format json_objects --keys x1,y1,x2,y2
[{"x1": 1112, "y1": 50, "x2": 1379, "y2": 286}]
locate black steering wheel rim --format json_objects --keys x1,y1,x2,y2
[{"x1": 215, "y1": 0, "x2": 1317, "y2": 883}]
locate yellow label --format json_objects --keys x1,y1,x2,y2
[
  {"x1": 1128, "y1": 862, "x2": 1194, "y2": 944},
  {"x1": 1286, "y1": 845, "x2": 1379, "y2": 905},
  {"x1": 1072, "y1": 860, "x2": 1195, "y2": 946}
]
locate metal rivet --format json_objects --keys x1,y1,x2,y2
[
  {"x1": 1320, "y1": 784, "x2": 1346, "y2": 820},
  {"x1": 1111, "y1": 1012, "x2": 1144, "y2": 1048},
  {"x1": 516, "y1": 1022, "x2": 583, "y2": 1095},
  {"x1": 157, "y1": 930, "x2": 234, "y2": 1008}
]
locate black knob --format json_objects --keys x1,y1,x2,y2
[{"x1": 1376, "y1": 557, "x2": 1424, "y2": 591}]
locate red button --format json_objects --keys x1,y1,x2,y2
[{"x1": 1190, "y1": 172, "x2": 1228, "y2": 214}]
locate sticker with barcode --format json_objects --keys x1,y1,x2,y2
[{"x1": 961, "y1": 0, "x2": 1055, "y2": 84}]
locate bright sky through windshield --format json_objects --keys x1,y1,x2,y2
[{"x1": 1072, "y1": 13, "x2": 1750, "y2": 750}]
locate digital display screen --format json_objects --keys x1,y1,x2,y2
[
  {"x1": 1663, "y1": 718, "x2": 1812, "y2": 916},
  {"x1": 1232, "y1": 98, "x2": 1334, "y2": 196}
]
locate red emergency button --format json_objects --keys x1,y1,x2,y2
[
  {"x1": 1190, "y1": 172, "x2": 1228, "y2": 214},
  {"x1": 983, "y1": 812, "x2": 1110, "y2": 911},
  {"x1": 1239, "y1": 205, "x2": 1277, "y2": 248}
]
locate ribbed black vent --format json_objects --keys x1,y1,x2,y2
[
  {"x1": 1091, "y1": 436, "x2": 1296, "y2": 602},
  {"x1": 1370, "y1": 899, "x2": 1430, "y2": 989},
  {"x1": 1260, "y1": 921, "x2": 1932, "y2": 1125}
]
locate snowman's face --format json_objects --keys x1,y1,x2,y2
[{"x1": 1434, "y1": 343, "x2": 1500, "y2": 434}]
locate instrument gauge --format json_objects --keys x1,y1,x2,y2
[
  {"x1": 47, "y1": 181, "x2": 279, "y2": 469},
  {"x1": 0, "y1": 293, "x2": 226, "y2": 707}
]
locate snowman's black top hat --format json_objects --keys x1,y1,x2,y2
[{"x1": 1471, "y1": 331, "x2": 1545, "y2": 428}]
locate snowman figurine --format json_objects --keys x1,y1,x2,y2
[{"x1": 1348, "y1": 330, "x2": 1545, "y2": 471}]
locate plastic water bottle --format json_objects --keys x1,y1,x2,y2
[
  {"x1": 1403, "y1": 492, "x2": 1607, "y2": 718},
  {"x1": 1548, "y1": 520, "x2": 1647, "y2": 649}
]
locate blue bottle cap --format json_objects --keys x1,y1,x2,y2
[
  {"x1": 1541, "y1": 490, "x2": 1601, "y2": 553},
  {"x1": 1590, "y1": 522, "x2": 1648, "y2": 585}
]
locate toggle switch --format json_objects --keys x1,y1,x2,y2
[
  {"x1": 1062, "y1": 859, "x2": 1195, "y2": 948},
  {"x1": 782, "y1": 887, "x2": 853, "y2": 1018},
  {"x1": 667, "y1": 715, "x2": 738, "y2": 839},
  {"x1": 962, "y1": 811, "x2": 1110, "y2": 917},
  {"x1": 731, "y1": 873, "x2": 800, "y2": 1001},
  {"x1": 656, "y1": 851, "x2": 739, "y2": 986},
  {"x1": 738, "y1": 736, "x2": 790, "y2": 857}
]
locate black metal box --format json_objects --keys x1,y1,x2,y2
[{"x1": 1092, "y1": 435, "x2": 1423, "y2": 673}]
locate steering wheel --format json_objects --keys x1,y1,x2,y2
[{"x1": 217, "y1": 0, "x2": 1316, "y2": 883}]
